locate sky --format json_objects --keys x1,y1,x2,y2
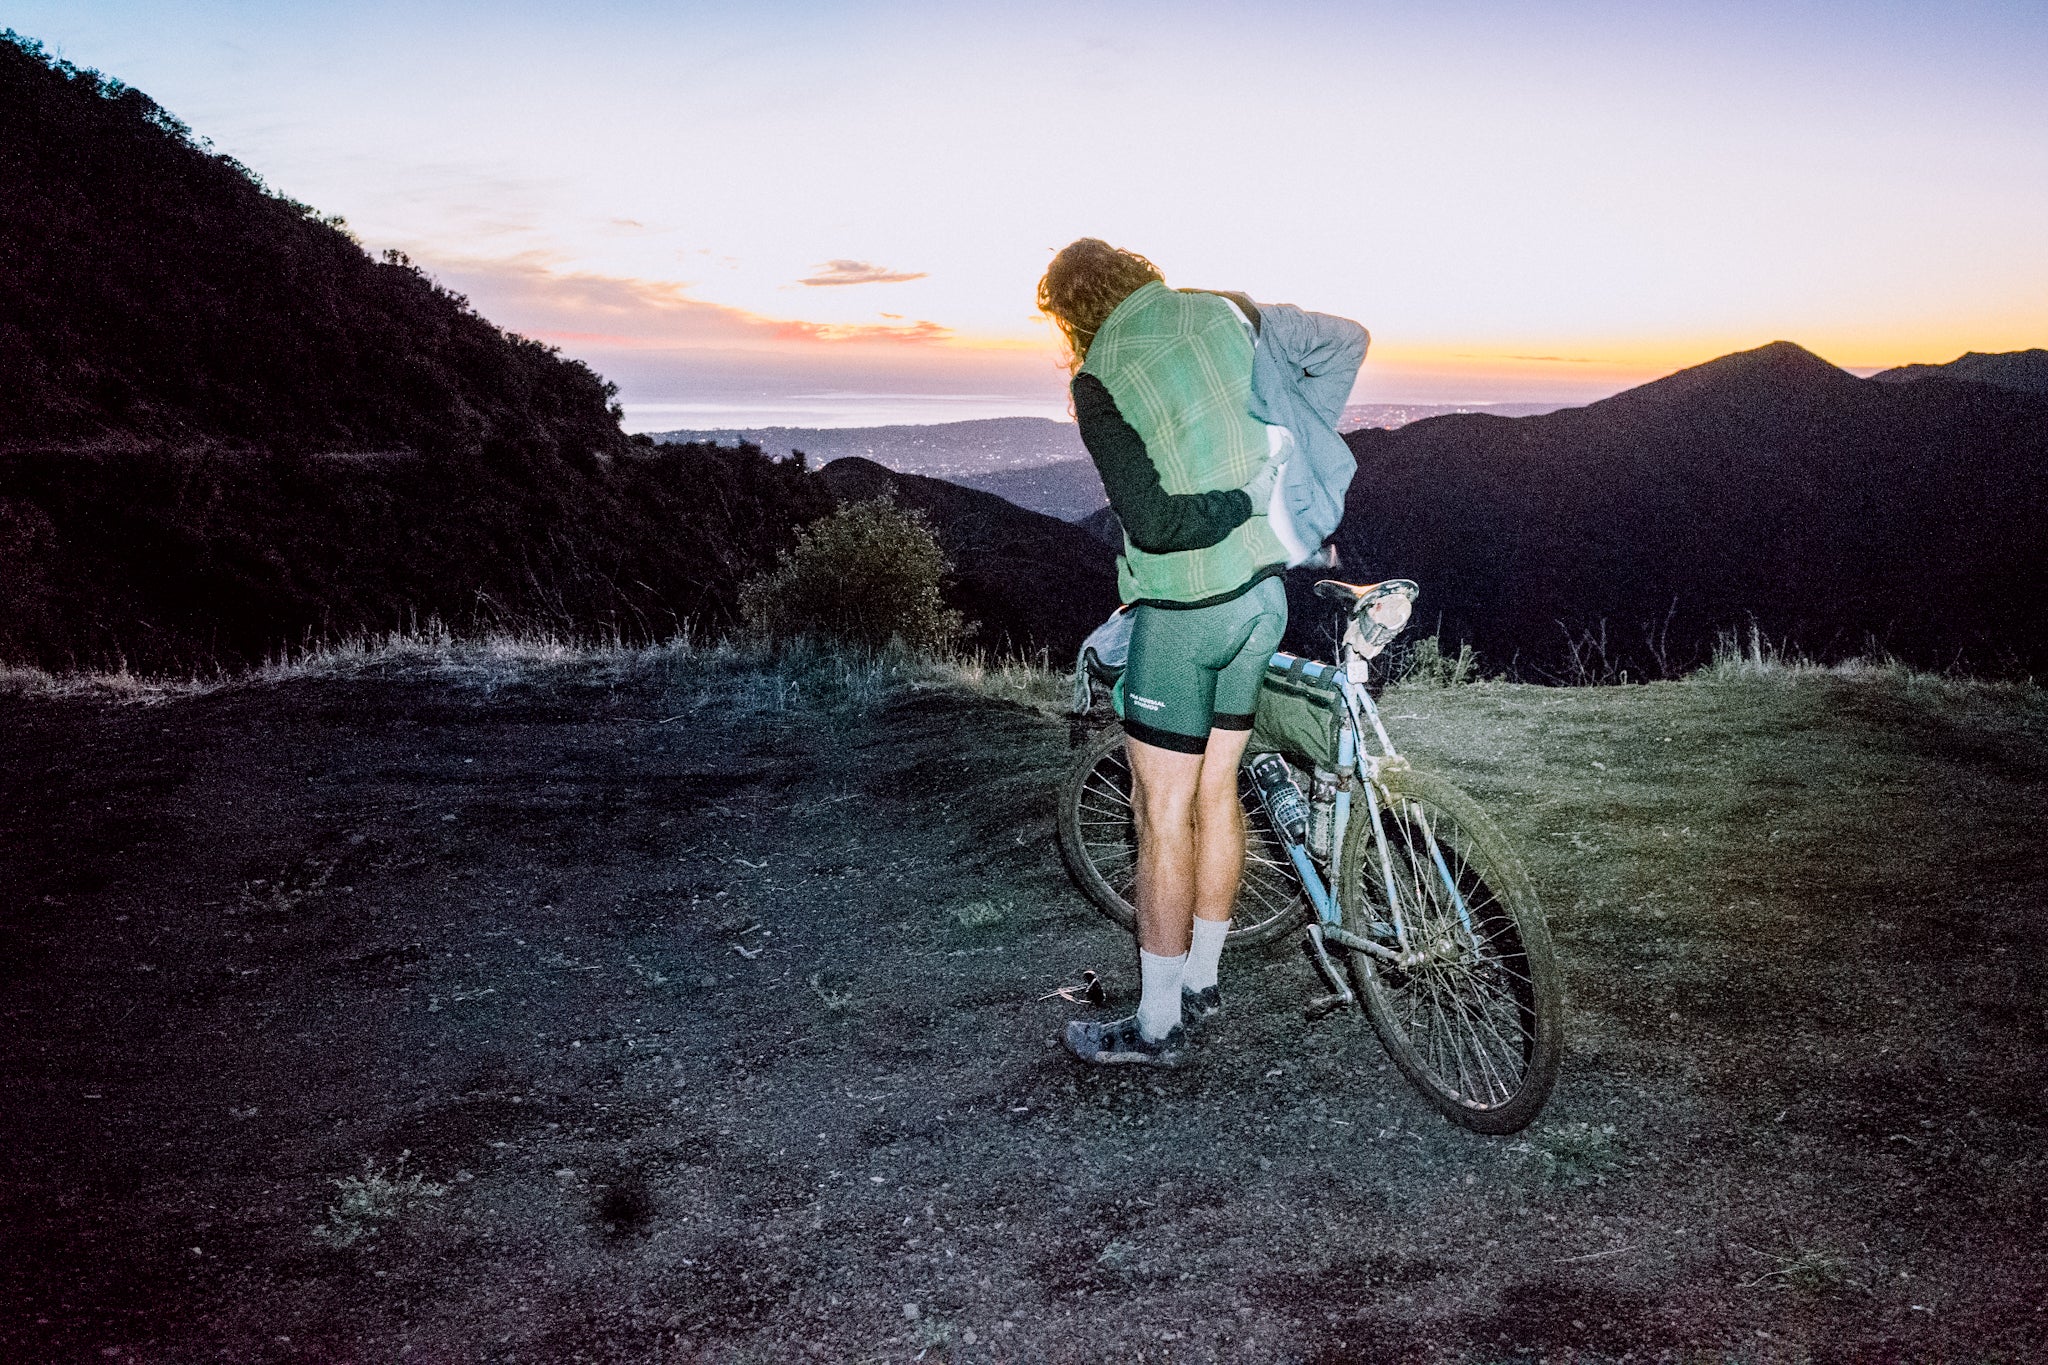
[{"x1": 13, "y1": 0, "x2": 2048, "y2": 427}]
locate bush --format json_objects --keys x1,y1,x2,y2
[
  {"x1": 1394, "y1": 633, "x2": 1480, "y2": 686},
  {"x1": 739, "y1": 499, "x2": 964, "y2": 652}
]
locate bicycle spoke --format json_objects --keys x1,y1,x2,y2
[
  {"x1": 1450, "y1": 952, "x2": 1532, "y2": 1078},
  {"x1": 1351, "y1": 788, "x2": 1545, "y2": 1112},
  {"x1": 1446, "y1": 979, "x2": 1522, "y2": 1100},
  {"x1": 1450, "y1": 996, "x2": 1503, "y2": 1105},
  {"x1": 1442, "y1": 980, "x2": 1483, "y2": 1103},
  {"x1": 1427, "y1": 963, "x2": 1517, "y2": 1105}
]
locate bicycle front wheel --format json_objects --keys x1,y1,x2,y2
[
  {"x1": 1056, "y1": 724, "x2": 1310, "y2": 948},
  {"x1": 1339, "y1": 765, "x2": 1563, "y2": 1134}
]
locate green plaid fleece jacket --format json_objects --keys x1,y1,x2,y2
[{"x1": 1081, "y1": 282, "x2": 1286, "y2": 605}]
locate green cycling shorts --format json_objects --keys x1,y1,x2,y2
[{"x1": 1118, "y1": 576, "x2": 1288, "y2": 754}]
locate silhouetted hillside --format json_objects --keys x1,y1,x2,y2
[
  {"x1": 1341, "y1": 401, "x2": 1568, "y2": 429},
  {"x1": 1871, "y1": 349, "x2": 2048, "y2": 395},
  {"x1": 0, "y1": 32, "x2": 621, "y2": 455},
  {"x1": 0, "y1": 441, "x2": 836, "y2": 673},
  {"x1": 0, "y1": 35, "x2": 875, "y2": 673},
  {"x1": 1330, "y1": 342, "x2": 2048, "y2": 676},
  {"x1": 1076, "y1": 506, "x2": 1123, "y2": 549},
  {"x1": 817, "y1": 458, "x2": 1117, "y2": 655}
]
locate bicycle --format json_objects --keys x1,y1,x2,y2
[{"x1": 1056, "y1": 578, "x2": 1563, "y2": 1134}]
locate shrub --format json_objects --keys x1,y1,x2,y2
[
  {"x1": 1394, "y1": 633, "x2": 1480, "y2": 687},
  {"x1": 738, "y1": 498, "x2": 964, "y2": 652}
]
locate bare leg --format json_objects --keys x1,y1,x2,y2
[
  {"x1": 1125, "y1": 737, "x2": 1203, "y2": 957},
  {"x1": 1192, "y1": 726, "x2": 1255, "y2": 924},
  {"x1": 1128, "y1": 726, "x2": 1255, "y2": 951}
]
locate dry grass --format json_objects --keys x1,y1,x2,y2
[
  {"x1": 0, "y1": 622, "x2": 1070, "y2": 714},
  {"x1": 6, "y1": 620, "x2": 2036, "y2": 732}
]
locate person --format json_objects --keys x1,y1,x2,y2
[{"x1": 1037, "y1": 238, "x2": 1314, "y2": 1067}]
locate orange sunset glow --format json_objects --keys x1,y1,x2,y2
[{"x1": 17, "y1": 0, "x2": 2046, "y2": 425}]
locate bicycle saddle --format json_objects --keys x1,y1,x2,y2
[{"x1": 1313, "y1": 578, "x2": 1420, "y2": 614}]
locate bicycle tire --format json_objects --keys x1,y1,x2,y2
[
  {"x1": 1338, "y1": 765, "x2": 1563, "y2": 1134},
  {"x1": 1056, "y1": 724, "x2": 1311, "y2": 948}
]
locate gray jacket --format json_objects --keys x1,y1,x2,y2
[{"x1": 1217, "y1": 293, "x2": 1369, "y2": 563}]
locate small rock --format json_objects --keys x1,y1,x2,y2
[{"x1": 902, "y1": 1303, "x2": 920, "y2": 1321}]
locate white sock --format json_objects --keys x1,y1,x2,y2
[
  {"x1": 1184, "y1": 917, "x2": 1230, "y2": 992},
  {"x1": 1136, "y1": 949, "x2": 1187, "y2": 1041}
]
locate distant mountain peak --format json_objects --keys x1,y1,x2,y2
[
  {"x1": 1595, "y1": 340, "x2": 1858, "y2": 411},
  {"x1": 1675, "y1": 340, "x2": 1853, "y2": 382}
]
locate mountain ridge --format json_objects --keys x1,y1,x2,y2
[
  {"x1": 1869, "y1": 348, "x2": 2048, "y2": 394},
  {"x1": 1326, "y1": 342, "x2": 2048, "y2": 675}
]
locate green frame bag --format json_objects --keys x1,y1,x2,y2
[{"x1": 1247, "y1": 656, "x2": 1345, "y2": 771}]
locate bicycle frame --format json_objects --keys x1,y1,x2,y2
[
  {"x1": 1256, "y1": 645, "x2": 1463, "y2": 975},
  {"x1": 1063, "y1": 592, "x2": 1560, "y2": 1127}
]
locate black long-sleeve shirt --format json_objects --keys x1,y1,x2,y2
[{"x1": 1071, "y1": 372, "x2": 1252, "y2": 554}]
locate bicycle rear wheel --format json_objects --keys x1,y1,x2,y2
[
  {"x1": 1056, "y1": 724, "x2": 1310, "y2": 948},
  {"x1": 1338, "y1": 766, "x2": 1562, "y2": 1134}
]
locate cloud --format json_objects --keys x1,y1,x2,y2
[
  {"x1": 799, "y1": 259, "x2": 929, "y2": 287},
  {"x1": 416, "y1": 253, "x2": 953, "y2": 349},
  {"x1": 393, "y1": 253, "x2": 1073, "y2": 415}
]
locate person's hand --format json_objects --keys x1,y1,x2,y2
[{"x1": 1239, "y1": 451, "x2": 1286, "y2": 507}]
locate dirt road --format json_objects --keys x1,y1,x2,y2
[{"x1": 2, "y1": 656, "x2": 2043, "y2": 1362}]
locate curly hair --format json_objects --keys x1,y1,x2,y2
[{"x1": 1036, "y1": 238, "x2": 1164, "y2": 371}]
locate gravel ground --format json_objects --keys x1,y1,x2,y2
[{"x1": 1, "y1": 660, "x2": 2043, "y2": 1363}]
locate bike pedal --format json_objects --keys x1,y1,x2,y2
[{"x1": 1304, "y1": 992, "x2": 1355, "y2": 1020}]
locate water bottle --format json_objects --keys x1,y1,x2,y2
[
  {"x1": 1247, "y1": 752, "x2": 1309, "y2": 847},
  {"x1": 1307, "y1": 768, "x2": 1339, "y2": 862}
]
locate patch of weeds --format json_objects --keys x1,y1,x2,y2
[
  {"x1": 1518, "y1": 1122, "x2": 1621, "y2": 1189},
  {"x1": 909, "y1": 1313, "x2": 955, "y2": 1353},
  {"x1": 940, "y1": 650, "x2": 1067, "y2": 714},
  {"x1": 0, "y1": 662, "x2": 222, "y2": 703},
  {"x1": 310, "y1": 1151, "x2": 448, "y2": 1247},
  {"x1": 1740, "y1": 1245, "x2": 1856, "y2": 1294},
  {"x1": 951, "y1": 898, "x2": 1009, "y2": 931},
  {"x1": 1395, "y1": 633, "x2": 1480, "y2": 687},
  {"x1": 807, "y1": 970, "x2": 859, "y2": 1013}
]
